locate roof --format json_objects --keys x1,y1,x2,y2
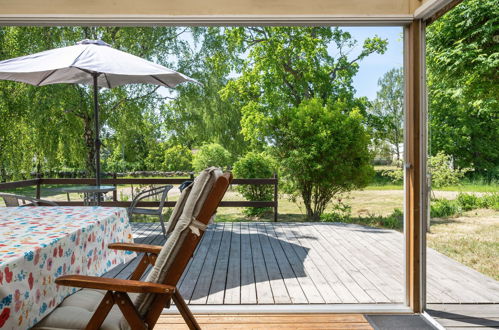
[{"x1": 0, "y1": 0, "x2": 458, "y2": 25}]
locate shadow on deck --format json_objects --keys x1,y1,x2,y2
[{"x1": 103, "y1": 222, "x2": 499, "y2": 306}]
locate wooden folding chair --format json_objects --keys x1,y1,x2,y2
[{"x1": 34, "y1": 168, "x2": 232, "y2": 330}]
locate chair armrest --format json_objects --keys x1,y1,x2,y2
[
  {"x1": 108, "y1": 242, "x2": 162, "y2": 254},
  {"x1": 55, "y1": 275, "x2": 175, "y2": 294}
]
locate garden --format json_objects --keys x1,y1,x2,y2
[{"x1": 0, "y1": 0, "x2": 497, "y2": 281}]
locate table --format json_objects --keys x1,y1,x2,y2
[
  {"x1": 60, "y1": 185, "x2": 116, "y2": 206},
  {"x1": 0, "y1": 206, "x2": 135, "y2": 329}
]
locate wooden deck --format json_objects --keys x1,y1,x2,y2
[
  {"x1": 105, "y1": 222, "x2": 499, "y2": 305},
  {"x1": 427, "y1": 304, "x2": 499, "y2": 330}
]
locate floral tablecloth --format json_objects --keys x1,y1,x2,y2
[{"x1": 0, "y1": 207, "x2": 135, "y2": 329}]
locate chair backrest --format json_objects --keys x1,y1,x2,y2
[
  {"x1": 0, "y1": 193, "x2": 20, "y2": 207},
  {"x1": 128, "y1": 185, "x2": 172, "y2": 214},
  {"x1": 0, "y1": 193, "x2": 58, "y2": 207},
  {"x1": 130, "y1": 167, "x2": 232, "y2": 325}
]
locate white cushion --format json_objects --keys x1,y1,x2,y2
[
  {"x1": 33, "y1": 289, "x2": 137, "y2": 330},
  {"x1": 163, "y1": 182, "x2": 192, "y2": 235}
]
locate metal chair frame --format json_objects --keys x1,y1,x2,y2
[
  {"x1": 127, "y1": 185, "x2": 173, "y2": 238},
  {"x1": 0, "y1": 192, "x2": 59, "y2": 206}
]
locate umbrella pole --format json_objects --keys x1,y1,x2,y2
[{"x1": 93, "y1": 74, "x2": 101, "y2": 196}]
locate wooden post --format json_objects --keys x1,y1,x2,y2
[
  {"x1": 404, "y1": 19, "x2": 426, "y2": 313},
  {"x1": 273, "y1": 172, "x2": 278, "y2": 222},
  {"x1": 113, "y1": 172, "x2": 118, "y2": 202},
  {"x1": 35, "y1": 175, "x2": 41, "y2": 199}
]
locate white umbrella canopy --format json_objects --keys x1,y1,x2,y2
[
  {"x1": 0, "y1": 39, "x2": 198, "y2": 189},
  {"x1": 0, "y1": 39, "x2": 197, "y2": 87}
]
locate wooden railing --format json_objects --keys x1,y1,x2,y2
[{"x1": 0, "y1": 174, "x2": 279, "y2": 221}]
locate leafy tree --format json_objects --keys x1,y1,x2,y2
[
  {"x1": 269, "y1": 98, "x2": 373, "y2": 220},
  {"x1": 233, "y1": 152, "x2": 276, "y2": 216},
  {"x1": 0, "y1": 26, "x2": 192, "y2": 178},
  {"x1": 161, "y1": 27, "x2": 248, "y2": 157},
  {"x1": 143, "y1": 141, "x2": 168, "y2": 171},
  {"x1": 163, "y1": 145, "x2": 193, "y2": 171},
  {"x1": 220, "y1": 27, "x2": 387, "y2": 150},
  {"x1": 369, "y1": 67, "x2": 404, "y2": 162},
  {"x1": 192, "y1": 143, "x2": 232, "y2": 172},
  {"x1": 427, "y1": 0, "x2": 499, "y2": 180},
  {"x1": 216, "y1": 27, "x2": 383, "y2": 219}
]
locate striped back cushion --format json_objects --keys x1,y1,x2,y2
[
  {"x1": 132, "y1": 167, "x2": 223, "y2": 318},
  {"x1": 163, "y1": 182, "x2": 192, "y2": 235}
]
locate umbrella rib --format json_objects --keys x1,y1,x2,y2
[
  {"x1": 104, "y1": 74, "x2": 111, "y2": 88},
  {"x1": 151, "y1": 75, "x2": 173, "y2": 88},
  {"x1": 36, "y1": 70, "x2": 57, "y2": 86}
]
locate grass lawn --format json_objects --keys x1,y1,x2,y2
[
  {"x1": 427, "y1": 209, "x2": 499, "y2": 281},
  {"x1": 367, "y1": 183, "x2": 499, "y2": 192}
]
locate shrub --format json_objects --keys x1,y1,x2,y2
[
  {"x1": 233, "y1": 152, "x2": 276, "y2": 217},
  {"x1": 429, "y1": 152, "x2": 470, "y2": 188},
  {"x1": 381, "y1": 168, "x2": 403, "y2": 184},
  {"x1": 479, "y1": 193, "x2": 499, "y2": 211},
  {"x1": 431, "y1": 198, "x2": 460, "y2": 218},
  {"x1": 456, "y1": 193, "x2": 480, "y2": 211},
  {"x1": 163, "y1": 145, "x2": 192, "y2": 171},
  {"x1": 320, "y1": 200, "x2": 352, "y2": 222},
  {"x1": 379, "y1": 208, "x2": 404, "y2": 229},
  {"x1": 192, "y1": 143, "x2": 232, "y2": 172},
  {"x1": 269, "y1": 98, "x2": 374, "y2": 220}
]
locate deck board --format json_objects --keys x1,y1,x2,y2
[
  {"x1": 103, "y1": 221, "x2": 499, "y2": 305},
  {"x1": 428, "y1": 304, "x2": 499, "y2": 329},
  {"x1": 156, "y1": 314, "x2": 372, "y2": 329}
]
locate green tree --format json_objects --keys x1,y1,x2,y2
[
  {"x1": 220, "y1": 27, "x2": 387, "y2": 149},
  {"x1": 0, "y1": 26, "x2": 192, "y2": 178},
  {"x1": 271, "y1": 98, "x2": 373, "y2": 220},
  {"x1": 192, "y1": 143, "x2": 232, "y2": 172},
  {"x1": 216, "y1": 27, "x2": 383, "y2": 219},
  {"x1": 161, "y1": 27, "x2": 248, "y2": 157},
  {"x1": 369, "y1": 67, "x2": 404, "y2": 162},
  {"x1": 163, "y1": 145, "x2": 193, "y2": 171},
  {"x1": 233, "y1": 152, "x2": 276, "y2": 216},
  {"x1": 427, "y1": 0, "x2": 499, "y2": 180}
]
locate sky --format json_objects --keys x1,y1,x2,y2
[{"x1": 343, "y1": 26, "x2": 404, "y2": 100}]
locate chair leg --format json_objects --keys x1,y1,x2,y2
[
  {"x1": 159, "y1": 213, "x2": 167, "y2": 238},
  {"x1": 85, "y1": 291, "x2": 115, "y2": 330},
  {"x1": 114, "y1": 292, "x2": 148, "y2": 330},
  {"x1": 172, "y1": 290, "x2": 200, "y2": 330}
]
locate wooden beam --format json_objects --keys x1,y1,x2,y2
[
  {"x1": 0, "y1": 179, "x2": 39, "y2": 190},
  {"x1": 425, "y1": 0, "x2": 463, "y2": 25},
  {"x1": 404, "y1": 19, "x2": 425, "y2": 313}
]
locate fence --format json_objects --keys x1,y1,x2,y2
[{"x1": 0, "y1": 174, "x2": 279, "y2": 221}]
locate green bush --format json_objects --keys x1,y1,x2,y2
[
  {"x1": 479, "y1": 193, "x2": 499, "y2": 210},
  {"x1": 456, "y1": 193, "x2": 480, "y2": 211},
  {"x1": 192, "y1": 143, "x2": 232, "y2": 172},
  {"x1": 163, "y1": 145, "x2": 192, "y2": 171},
  {"x1": 233, "y1": 152, "x2": 276, "y2": 217},
  {"x1": 321, "y1": 207, "x2": 403, "y2": 230},
  {"x1": 320, "y1": 200, "x2": 352, "y2": 222},
  {"x1": 429, "y1": 152, "x2": 470, "y2": 188},
  {"x1": 381, "y1": 168, "x2": 403, "y2": 184},
  {"x1": 383, "y1": 208, "x2": 404, "y2": 229},
  {"x1": 431, "y1": 193, "x2": 498, "y2": 218},
  {"x1": 431, "y1": 198, "x2": 460, "y2": 218}
]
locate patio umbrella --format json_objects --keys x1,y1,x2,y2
[{"x1": 0, "y1": 39, "x2": 197, "y2": 185}]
